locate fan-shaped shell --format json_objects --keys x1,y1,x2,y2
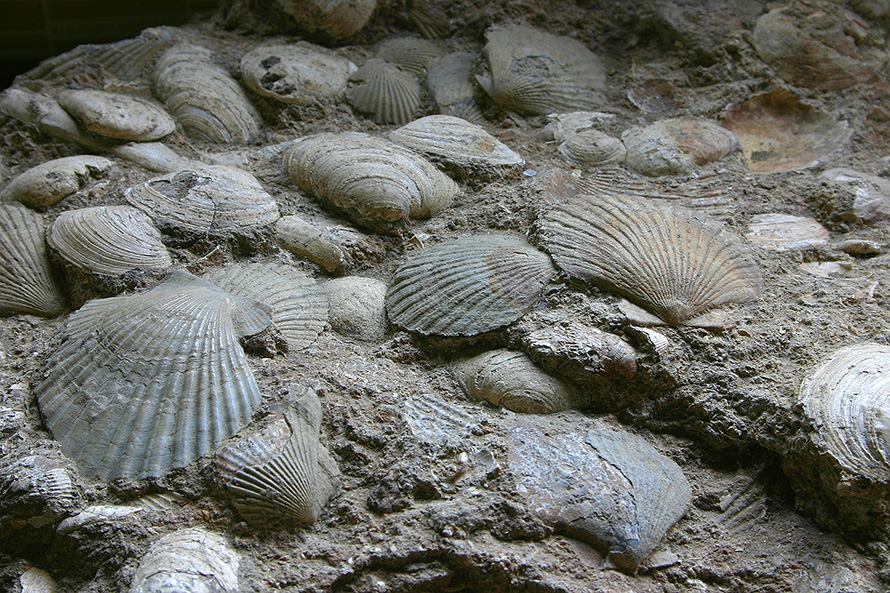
[
  {"x1": 558, "y1": 130, "x2": 626, "y2": 167},
  {"x1": 46, "y1": 206, "x2": 172, "y2": 276},
  {"x1": 376, "y1": 36, "x2": 444, "y2": 77},
  {"x1": 152, "y1": 44, "x2": 261, "y2": 143},
  {"x1": 0, "y1": 204, "x2": 66, "y2": 317},
  {"x1": 275, "y1": 0, "x2": 376, "y2": 40},
  {"x1": 385, "y1": 234, "x2": 556, "y2": 336},
  {"x1": 239, "y1": 43, "x2": 355, "y2": 105},
  {"x1": 535, "y1": 193, "x2": 762, "y2": 326},
  {"x1": 34, "y1": 271, "x2": 271, "y2": 481},
  {"x1": 57, "y1": 89, "x2": 175, "y2": 142},
  {"x1": 405, "y1": 0, "x2": 449, "y2": 39},
  {"x1": 799, "y1": 343, "x2": 890, "y2": 481},
  {"x1": 427, "y1": 52, "x2": 484, "y2": 124},
  {"x1": 0, "y1": 155, "x2": 112, "y2": 208},
  {"x1": 621, "y1": 117, "x2": 738, "y2": 177},
  {"x1": 130, "y1": 528, "x2": 240, "y2": 593},
  {"x1": 283, "y1": 132, "x2": 457, "y2": 232},
  {"x1": 346, "y1": 59, "x2": 422, "y2": 125},
  {"x1": 203, "y1": 262, "x2": 327, "y2": 351},
  {"x1": 453, "y1": 349, "x2": 576, "y2": 414},
  {"x1": 480, "y1": 25, "x2": 607, "y2": 115}
]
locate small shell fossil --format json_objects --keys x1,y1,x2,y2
[
  {"x1": 818, "y1": 168, "x2": 890, "y2": 225},
  {"x1": 0, "y1": 155, "x2": 112, "y2": 207},
  {"x1": 745, "y1": 213, "x2": 829, "y2": 252},
  {"x1": 0, "y1": 89, "x2": 107, "y2": 150},
  {"x1": 275, "y1": 214, "x2": 377, "y2": 273},
  {"x1": 324, "y1": 276, "x2": 387, "y2": 341},
  {"x1": 375, "y1": 36, "x2": 444, "y2": 77},
  {"x1": 621, "y1": 117, "x2": 738, "y2": 177},
  {"x1": 240, "y1": 43, "x2": 355, "y2": 105},
  {"x1": 57, "y1": 89, "x2": 176, "y2": 142},
  {"x1": 130, "y1": 528, "x2": 240, "y2": 593},
  {"x1": 427, "y1": 52, "x2": 485, "y2": 124},
  {"x1": 0, "y1": 452, "x2": 82, "y2": 527},
  {"x1": 275, "y1": 0, "x2": 376, "y2": 41},
  {"x1": 558, "y1": 130, "x2": 626, "y2": 167},
  {"x1": 19, "y1": 566, "x2": 59, "y2": 593},
  {"x1": 405, "y1": 0, "x2": 450, "y2": 39},
  {"x1": 385, "y1": 234, "x2": 556, "y2": 336},
  {"x1": 453, "y1": 349, "x2": 577, "y2": 414},
  {"x1": 346, "y1": 59, "x2": 423, "y2": 125}
]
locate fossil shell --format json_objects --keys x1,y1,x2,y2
[
  {"x1": 125, "y1": 165, "x2": 280, "y2": 238},
  {"x1": 203, "y1": 262, "x2": 327, "y2": 351},
  {"x1": 57, "y1": 504, "x2": 142, "y2": 535},
  {"x1": 216, "y1": 385, "x2": 340, "y2": 526},
  {"x1": 406, "y1": 0, "x2": 450, "y2": 39},
  {"x1": 346, "y1": 59, "x2": 423, "y2": 126},
  {"x1": 851, "y1": 0, "x2": 890, "y2": 18},
  {"x1": 130, "y1": 528, "x2": 240, "y2": 593},
  {"x1": 0, "y1": 204, "x2": 66, "y2": 317},
  {"x1": 403, "y1": 393, "x2": 485, "y2": 448},
  {"x1": 558, "y1": 130, "x2": 626, "y2": 167},
  {"x1": 0, "y1": 452, "x2": 82, "y2": 527},
  {"x1": 276, "y1": 0, "x2": 376, "y2": 41},
  {"x1": 34, "y1": 271, "x2": 271, "y2": 481},
  {"x1": 385, "y1": 234, "x2": 556, "y2": 336},
  {"x1": 283, "y1": 132, "x2": 457, "y2": 232},
  {"x1": 818, "y1": 168, "x2": 890, "y2": 225},
  {"x1": 46, "y1": 206, "x2": 173, "y2": 276},
  {"x1": 57, "y1": 89, "x2": 175, "y2": 142},
  {"x1": 479, "y1": 25, "x2": 607, "y2": 116},
  {"x1": 275, "y1": 214, "x2": 377, "y2": 273},
  {"x1": 0, "y1": 89, "x2": 107, "y2": 150},
  {"x1": 324, "y1": 276, "x2": 387, "y2": 341},
  {"x1": 427, "y1": 52, "x2": 485, "y2": 124},
  {"x1": 239, "y1": 43, "x2": 355, "y2": 105},
  {"x1": 376, "y1": 36, "x2": 444, "y2": 77},
  {"x1": 745, "y1": 213, "x2": 829, "y2": 252},
  {"x1": 622, "y1": 117, "x2": 738, "y2": 177},
  {"x1": 0, "y1": 155, "x2": 112, "y2": 208},
  {"x1": 152, "y1": 44, "x2": 261, "y2": 143},
  {"x1": 109, "y1": 141, "x2": 193, "y2": 173},
  {"x1": 535, "y1": 193, "x2": 762, "y2": 326},
  {"x1": 799, "y1": 343, "x2": 890, "y2": 481},
  {"x1": 453, "y1": 349, "x2": 576, "y2": 414},
  {"x1": 19, "y1": 566, "x2": 58, "y2": 593}
]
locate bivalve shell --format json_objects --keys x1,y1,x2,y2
[
  {"x1": 427, "y1": 52, "x2": 484, "y2": 124},
  {"x1": 275, "y1": 0, "x2": 376, "y2": 41},
  {"x1": 745, "y1": 213, "x2": 829, "y2": 252},
  {"x1": 57, "y1": 89, "x2": 175, "y2": 142},
  {"x1": 130, "y1": 528, "x2": 240, "y2": 593},
  {"x1": 0, "y1": 452, "x2": 82, "y2": 527},
  {"x1": 375, "y1": 36, "x2": 444, "y2": 77},
  {"x1": 558, "y1": 130, "x2": 626, "y2": 167},
  {"x1": 324, "y1": 276, "x2": 387, "y2": 341},
  {"x1": 239, "y1": 43, "x2": 355, "y2": 105},
  {"x1": 621, "y1": 117, "x2": 738, "y2": 177},
  {"x1": 0, "y1": 155, "x2": 112, "y2": 208},
  {"x1": 346, "y1": 59, "x2": 423, "y2": 125}
]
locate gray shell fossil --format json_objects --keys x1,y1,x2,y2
[
  {"x1": 130, "y1": 528, "x2": 240, "y2": 593},
  {"x1": 0, "y1": 204, "x2": 66, "y2": 317},
  {"x1": 385, "y1": 234, "x2": 556, "y2": 336},
  {"x1": 479, "y1": 25, "x2": 607, "y2": 116},
  {"x1": 34, "y1": 271, "x2": 271, "y2": 481},
  {"x1": 621, "y1": 117, "x2": 739, "y2": 177},
  {"x1": 152, "y1": 44, "x2": 261, "y2": 143},
  {"x1": 56, "y1": 89, "x2": 176, "y2": 142},
  {"x1": 0, "y1": 155, "x2": 112, "y2": 208},
  {"x1": 216, "y1": 385, "x2": 340, "y2": 526},
  {"x1": 324, "y1": 276, "x2": 387, "y2": 341},
  {"x1": 275, "y1": 0, "x2": 376, "y2": 41},
  {"x1": 275, "y1": 214, "x2": 378, "y2": 273},
  {"x1": 0, "y1": 452, "x2": 82, "y2": 527},
  {"x1": 452, "y1": 349, "x2": 577, "y2": 414},
  {"x1": 426, "y1": 52, "x2": 485, "y2": 124},
  {"x1": 346, "y1": 59, "x2": 423, "y2": 126},
  {"x1": 558, "y1": 130, "x2": 626, "y2": 167},
  {"x1": 375, "y1": 36, "x2": 444, "y2": 77},
  {"x1": 799, "y1": 343, "x2": 890, "y2": 482},
  {"x1": 46, "y1": 206, "x2": 173, "y2": 277},
  {"x1": 535, "y1": 192, "x2": 763, "y2": 326},
  {"x1": 283, "y1": 132, "x2": 457, "y2": 232},
  {"x1": 239, "y1": 43, "x2": 355, "y2": 105}
]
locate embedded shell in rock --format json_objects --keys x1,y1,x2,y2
[
  {"x1": 239, "y1": 43, "x2": 355, "y2": 105},
  {"x1": 0, "y1": 155, "x2": 112, "y2": 207},
  {"x1": 275, "y1": 0, "x2": 376, "y2": 41},
  {"x1": 56, "y1": 89, "x2": 176, "y2": 142},
  {"x1": 558, "y1": 130, "x2": 626, "y2": 167},
  {"x1": 34, "y1": 271, "x2": 271, "y2": 481},
  {"x1": 375, "y1": 36, "x2": 444, "y2": 77},
  {"x1": 130, "y1": 528, "x2": 240, "y2": 593},
  {"x1": 346, "y1": 59, "x2": 423, "y2": 126},
  {"x1": 283, "y1": 132, "x2": 458, "y2": 232},
  {"x1": 621, "y1": 117, "x2": 739, "y2": 177},
  {"x1": 427, "y1": 52, "x2": 485, "y2": 124},
  {"x1": 385, "y1": 234, "x2": 556, "y2": 336}
]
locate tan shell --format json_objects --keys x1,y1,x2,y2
[
  {"x1": 0, "y1": 89, "x2": 107, "y2": 150},
  {"x1": 622, "y1": 117, "x2": 739, "y2": 177},
  {"x1": 57, "y1": 89, "x2": 175, "y2": 142},
  {"x1": 239, "y1": 43, "x2": 355, "y2": 105},
  {"x1": 558, "y1": 130, "x2": 626, "y2": 167},
  {"x1": 130, "y1": 528, "x2": 240, "y2": 593},
  {"x1": 324, "y1": 276, "x2": 387, "y2": 341},
  {"x1": 427, "y1": 52, "x2": 485, "y2": 124},
  {"x1": 745, "y1": 213, "x2": 829, "y2": 252},
  {"x1": 375, "y1": 36, "x2": 444, "y2": 77},
  {"x1": 0, "y1": 155, "x2": 112, "y2": 207},
  {"x1": 275, "y1": 0, "x2": 376, "y2": 41},
  {"x1": 346, "y1": 59, "x2": 423, "y2": 126}
]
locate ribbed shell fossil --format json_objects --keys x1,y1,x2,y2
[
  {"x1": 283, "y1": 132, "x2": 457, "y2": 232},
  {"x1": 34, "y1": 271, "x2": 271, "y2": 481},
  {"x1": 346, "y1": 59, "x2": 422, "y2": 125},
  {"x1": 558, "y1": 130, "x2": 626, "y2": 167},
  {"x1": 276, "y1": 0, "x2": 376, "y2": 41},
  {"x1": 479, "y1": 25, "x2": 607, "y2": 115},
  {"x1": 152, "y1": 44, "x2": 261, "y2": 143},
  {"x1": 535, "y1": 193, "x2": 762, "y2": 326},
  {"x1": 621, "y1": 117, "x2": 739, "y2": 177},
  {"x1": 0, "y1": 453, "x2": 82, "y2": 525},
  {"x1": 130, "y1": 528, "x2": 240, "y2": 593},
  {"x1": 375, "y1": 36, "x2": 444, "y2": 77},
  {"x1": 46, "y1": 206, "x2": 173, "y2": 276},
  {"x1": 0, "y1": 204, "x2": 66, "y2": 317},
  {"x1": 57, "y1": 89, "x2": 176, "y2": 142},
  {"x1": 239, "y1": 43, "x2": 355, "y2": 105},
  {"x1": 453, "y1": 349, "x2": 576, "y2": 414},
  {"x1": 0, "y1": 155, "x2": 112, "y2": 208},
  {"x1": 427, "y1": 52, "x2": 484, "y2": 124},
  {"x1": 386, "y1": 234, "x2": 556, "y2": 336},
  {"x1": 799, "y1": 343, "x2": 890, "y2": 481}
]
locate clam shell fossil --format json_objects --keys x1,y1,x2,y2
[
  {"x1": 621, "y1": 117, "x2": 739, "y2": 177},
  {"x1": 152, "y1": 44, "x2": 261, "y2": 143},
  {"x1": 46, "y1": 206, "x2": 173, "y2": 277},
  {"x1": 283, "y1": 132, "x2": 457, "y2": 232},
  {"x1": 34, "y1": 271, "x2": 271, "y2": 481},
  {"x1": 56, "y1": 89, "x2": 176, "y2": 142},
  {"x1": 0, "y1": 204, "x2": 66, "y2": 317},
  {"x1": 275, "y1": 0, "x2": 376, "y2": 41},
  {"x1": 346, "y1": 59, "x2": 423, "y2": 125},
  {"x1": 558, "y1": 130, "x2": 626, "y2": 167},
  {"x1": 745, "y1": 213, "x2": 829, "y2": 252},
  {"x1": 324, "y1": 276, "x2": 387, "y2": 341},
  {"x1": 375, "y1": 36, "x2": 444, "y2": 77},
  {"x1": 385, "y1": 234, "x2": 556, "y2": 336},
  {"x1": 0, "y1": 89, "x2": 107, "y2": 150},
  {"x1": 535, "y1": 193, "x2": 763, "y2": 326},
  {"x1": 239, "y1": 43, "x2": 355, "y2": 105},
  {"x1": 427, "y1": 52, "x2": 485, "y2": 124},
  {"x1": 0, "y1": 155, "x2": 112, "y2": 208},
  {"x1": 453, "y1": 349, "x2": 577, "y2": 414},
  {"x1": 130, "y1": 528, "x2": 240, "y2": 593}
]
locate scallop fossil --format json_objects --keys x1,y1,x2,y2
[
  {"x1": 152, "y1": 44, "x2": 261, "y2": 143},
  {"x1": 130, "y1": 528, "x2": 240, "y2": 593},
  {"x1": 558, "y1": 130, "x2": 626, "y2": 167},
  {"x1": 534, "y1": 193, "x2": 763, "y2": 326},
  {"x1": 276, "y1": 0, "x2": 376, "y2": 41},
  {"x1": 34, "y1": 271, "x2": 271, "y2": 481},
  {"x1": 375, "y1": 36, "x2": 444, "y2": 77},
  {"x1": 46, "y1": 206, "x2": 173, "y2": 277},
  {"x1": 405, "y1": 0, "x2": 450, "y2": 39},
  {"x1": 0, "y1": 204, "x2": 66, "y2": 317},
  {"x1": 216, "y1": 385, "x2": 340, "y2": 526},
  {"x1": 239, "y1": 43, "x2": 355, "y2": 105},
  {"x1": 427, "y1": 52, "x2": 485, "y2": 124},
  {"x1": 453, "y1": 349, "x2": 577, "y2": 414},
  {"x1": 621, "y1": 117, "x2": 739, "y2": 177},
  {"x1": 385, "y1": 234, "x2": 556, "y2": 336},
  {"x1": 346, "y1": 59, "x2": 423, "y2": 125},
  {"x1": 56, "y1": 89, "x2": 176, "y2": 142},
  {"x1": 478, "y1": 25, "x2": 607, "y2": 115},
  {"x1": 283, "y1": 132, "x2": 457, "y2": 232},
  {"x1": 0, "y1": 155, "x2": 112, "y2": 208},
  {"x1": 0, "y1": 452, "x2": 82, "y2": 526},
  {"x1": 799, "y1": 343, "x2": 890, "y2": 481}
]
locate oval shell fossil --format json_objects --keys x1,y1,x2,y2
[
  {"x1": 324, "y1": 276, "x2": 387, "y2": 341},
  {"x1": 558, "y1": 130, "x2": 626, "y2": 167},
  {"x1": 621, "y1": 117, "x2": 739, "y2": 177},
  {"x1": 239, "y1": 43, "x2": 355, "y2": 105},
  {"x1": 0, "y1": 155, "x2": 112, "y2": 208},
  {"x1": 57, "y1": 89, "x2": 176, "y2": 142},
  {"x1": 283, "y1": 132, "x2": 457, "y2": 232},
  {"x1": 385, "y1": 234, "x2": 556, "y2": 336},
  {"x1": 346, "y1": 59, "x2": 423, "y2": 126},
  {"x1": 130, "y1": 528, "x2": 240, "y2": 593},
  {"x1": 34, "y1": 271, "x2": 271, "y2": 481},
  {"x1": 275, "y1": 0, "x2": 376, "y2": 41}
]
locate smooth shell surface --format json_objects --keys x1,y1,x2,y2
[
  {"x1": 427, "y1": 52, "x2": 484, "y2": 123},
  {"x1": 346, "y1": 59, "x2": 422, "y2": 125},
  {"x1": 34, "y1": 271, "x2": 271, "y2": 481},
  {"x1": 386, "y1": 234, "x2": 556, "y2": 336},
  {"x1": 324, "y1": 276, "x2": 387, "y2": 341},
  {"x1": 275, "y1": 0, "x2": 376, "y2": 40},
  {"x1": 240, "y1": 43, "x2": 355, "y2": 105},
  {"x1": 0, "y1": 155, "x2": 112, "y2": 208},
  {"x1": 130, "y1": 528, "x2": 240, "y2": 593},
  {"x1": 535, "y1": 192, "x2": 763, "y2": 326},
  {"x1": 57, "y1": 89, "x2": 175, "y2": 142},
  {"x1": 558, "y1": 130, "x2": 626, "y2": 167},
  {"x1": 622, "y1": 117, "x2": 739, "y2": 177},
  {"x1": 745, "y1": 213, "x2": 829, "y2": 252}
]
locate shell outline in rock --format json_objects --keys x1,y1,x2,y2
[
  {"x1": 239, "y1": 43, "x2": 355, "y2": 105},
  {"x1": 130, "y1": 528, "x2": 240, "y2": 593},
  {"x1": 275, "y1": 0, "x2": 376, "y2": 41},
  {"x1": 621, "y1": 117, "x2": 739, "y2": 177},
  {"x1": 346, "y1": 59, "x2": 423, "y2": 126}
]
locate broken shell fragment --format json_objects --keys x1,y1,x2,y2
[
  {"x1": 57, "y1": 89, "x2": 175, "y2": 142},
  {"x1": 346, "y1": 59, "x2": 423, "y2": 125},
  {"x1": 621, "y1": 117, "x2": 738, "y2": 177},
  {"x1": 0, "y1": 155, "x2": 112, "y2": 208},
  {"x1": 818, "y1": 168, "x2": 890, "y2": 225},
  {"x1": 745, "y1": 213, "x2": 829, "y2": 252},
  {"x1": 275, "y1": 0, "x2": 376, "y2": 41},
  {"x1": 0, "y1": 452, "x2": 82, "y2": 528},
  {"x1": 130, "y1": 528, "x2": 240, "y2": 593},
  {"x1": 427, "y1": 52, "x2": 484, "y2": 124},
  {"x1": 240, "y1": 43, "x2": 355, "y2": 105}
]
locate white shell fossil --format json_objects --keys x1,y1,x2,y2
[
  {"x1": 0, "y1": 155, "x2": 112, "y2": 208},
  {"x1": 558, "y1": 130, "x2": 626, "y2": 167},
  {"x1": 275, "y1": 214, "x2": 378, "y2": 273},
  {"x1": 34, "y1": 271, "x2": 271, "y2": 481},
  {"x1": 324, "y1": 276, "x2": 387, "y2": 341},
  {"x1": 56, "y1": 89, "x2": 176, "y2": 142},
  {"x1": 130, "y1": 528, "x2": 240, "y2": 593},
  {"x1": 283, "y1": 132, "x2": 457, "y2": 232},
  {"x1": 240, "y1": 43, "x2": 355, "y2": 105},
  {"x1": 622, "y1": 117, "x2": 739, "y2": 177},
  {"x1": 275, "y1": 0, "x2": 376, "y2": 41},
  {"x1": 385, "y1": 234, "x2": 556, "y2": 336},
  {"x1": 346, "y1": 59, "x2": 423, "y2": 126},
  {"x1": 745, "y1": 213, "x2": 829, "y2": 252},
  {"x1": 0, "y1": 89, "x2": 107, "y2": 150},
  {"x1": 427, "y1": 52, "x2": 485, "y2": 124}
]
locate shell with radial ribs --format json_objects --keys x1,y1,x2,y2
[
  {"x1": 152, "y1": 44, "x2": 261, "y2": 143},
  {"x1": 216, "y1": 385, "x2": 340, "y2": 526},
  {"x1": 558, "y1": 130, "x2": 626, "y2": 167},
  {"x1": 34, "y1": 271, "x2": 271, "y2": 481},
  {"x1": 275, "y1": 0, "x2": 376, "y2": 41},
  {"x1": 479, "y1": 25, "x2": 607, "y2": 116},
  {"x1": 0, "y1": 452, "x2": 82, "y2": 524},
  {"x1": 0, "y1": 204, "x2": 66, "y2": 317},
  {"x1": 346, "y1": 59, "x2": 423, "y2": 125},
  {"x1": 385, "y1": 234, "x2": 556, "y2": 336},
  {"x1": 283, "y1": 132, "x2": 457, "y2": 233},
  {"x1": 453, "y1": 349, "x2": 577, "y2": 414},
  {"x1": 130, "y1": 528, "x2": 240, "y2": 593},
  {"x1": 0, "y1": 155, "x2": 112, "y2": 207},
  {"x1": 57, "y1": 89, "x2": 176, "y2": 142},
  {"x1": 375, "y1": 36, "x2": 444, "y2": 77},
  {"x1": 239, "y1": 43, "x2": 355, "y2": 105},
  {"x1": 534, "y1": 193, "x2": 762, "y2": 326},
  {"x1": 621, "y1": 117, "x2": 739, "y2": 177},
  {"x1": 427, "y1": 52, "x2": 485, "y2": 124},
  {"x1": 46, "y1": 206, "x2": 172, "y2": 276}
]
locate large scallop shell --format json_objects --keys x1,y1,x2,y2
[
  {"x1": 152, "y1": 44, "x2": 261, "y2": 143},
  {"x1": 427, "y1": 52, "x2": 484, "y2": 124},
  {"x1": 385, "y1": 234, "x2": 556, "y2": 336},
  {"x1": 535, "y1": 193, "x2": 762, "y2": 326},
  {"x1": 46, "y1": 206, "x2": 172, "y2": 276},
  {"x1": 346, "y1": 59, "x2": 423, "y2": 125},
  {"x1": 239, "y1": 43, "x2": 355, "y2": 105},
  {"x1": 0, "y1": 155, "x2": 112, "y2": 208},
  {"x1": 130, "y1": 528, "x2": 240, "y2": 593},
  {"x1": 621, "y1": 117, "x2": 739, "y2": 177},
  {"x1": 34, "y1": 271, "x2": 271, "y2": 481},
  {"x1": 0, "y1": 204, "x2": 66, "y2": 317},
  {"x1": 57, "y1": 89, "x2": 175, "y2": 142},
  {"x1": 283, "y1": 132, "x2": 457, "y2": 233},
  {"x1": 275, "y1": 0, "x2": 376, "y2": 41}
]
